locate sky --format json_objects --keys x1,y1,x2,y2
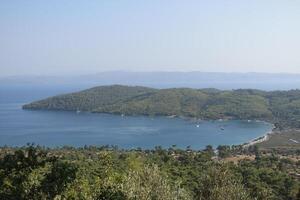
[{"x1": 1, "y1": 0, "x2": 300, "y2": 76}]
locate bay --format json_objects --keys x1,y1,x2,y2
[{"x1": 0, "y1": 87, "x2": 273, "y2": 149}]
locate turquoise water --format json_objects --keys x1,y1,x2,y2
[{"x1": 0, "y1": 101, "x2": 272, "y2": 149}]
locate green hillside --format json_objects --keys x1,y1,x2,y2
[
  {"x1": 23, "y1": 85, "x2": 300, "y2": 128},
  {"x1": 23, "y1": 85, "x2": 157, "y2": 111}
]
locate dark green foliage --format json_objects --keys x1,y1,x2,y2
[
  {"x1": 217, "y1": 145, "x2": 232, "y2": 158},
  {"x1": 0, "y1": 145, "x2": 50, "y2": 200},
  {"x1": 0, "y1": 145, "x2": 78, "y2": 200},
  {"x1": 23, "y1": 85, "x2": 157, "y2": 112},
  {"x1": 39, "y1": 160, "x2": 78, "y2": 199},
  {"x1": 0, "y1": 145, "x2": 299, "y2": 199},
  {"x1": 238, "y1": 156, "x2": 299, "y2": 200},
  {"x1": 96, "y1": 186, "x2": 127, "y2": 200},
  {"x1": 23, "y1": 85, "x2": 300, "y2": 128}
]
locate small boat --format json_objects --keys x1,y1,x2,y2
[
  {"x1": 220, "y1": 127, "x2": 225, "y2": 130},
  {"x1": 196, "y1": 124, "x2": 200, "y2": 128},
  {"x1": 76, "y1": 110, "x2": 81, "y2": 114},
  {"x1": 167, "y1": 115, "x2": 176, "y2": 118}
]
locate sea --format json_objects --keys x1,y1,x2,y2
[{"x1": 0, "y1": 86, "x2": 273, "y2": 149}]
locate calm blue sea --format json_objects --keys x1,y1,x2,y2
[{"x1": 0, "y1": 86, "x2": 273, "y2": 149}]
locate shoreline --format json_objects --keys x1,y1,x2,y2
[
  {"x1": 243, "y1": 125, "x2": 275, "y2": 148},
  {"x1": 21, "y1": 106, "x2": 277, "y2": 149}
]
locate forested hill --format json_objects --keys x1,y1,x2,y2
[{"x1": 23, "y1": 85, "x2": 300, "y2": 128}]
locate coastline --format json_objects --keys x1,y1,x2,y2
[
  {"x1": 178, "y1": 115, "x2": 276, "y2": 149},
  {"x1": 22, "y1": 105, "x2": 277, "y2": 149},
  {"x1": 243, "y1": 125, "x2": 275, "y2": 148}
]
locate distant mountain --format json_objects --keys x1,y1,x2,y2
[
  {"x1": 2, "y1": 71, "x2": 300, "y2": 90},
  {"x1": 23, "y1": 85, "x2": 300, "y2": 128}
]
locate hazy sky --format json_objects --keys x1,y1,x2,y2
[{"x1": 1, "y1": 0, "x2": 300, "y2": 76}]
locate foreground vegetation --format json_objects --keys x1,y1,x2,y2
[
  {"x1": 23, "y1": 85, "x2": 300, "y2": 128},
  {"x1": 0, "y1": 145, "x2": 299, "y2": 200}
]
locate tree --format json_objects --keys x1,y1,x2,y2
[
  {"x1": 217, "y1": 145, "x2": 231, "y2": 158},
  {"x1": 122, "y1": 165, "x2": 191, "y2": 200},
  {"x1": 197, "y1": 165, "x2": 251, "y2": 200}
]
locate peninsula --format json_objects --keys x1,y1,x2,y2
[{"x1": 23, "y1": 85, "x2": 300, "y2": 129}]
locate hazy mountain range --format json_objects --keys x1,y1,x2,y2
[{"x1": 1, "y1": 71, "x2": 300, "y2": 91}]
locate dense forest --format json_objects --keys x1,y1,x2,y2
[
  {"x1": 0, "y1": 145, "x2": 299, "y2": 200},
  {"x1": 23, "y1": 85, "x2": 300, "y2": 128}
]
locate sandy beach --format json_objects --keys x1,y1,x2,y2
[{"x1": 243, "y1": 126, "x2": 275, "y2": 148}]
